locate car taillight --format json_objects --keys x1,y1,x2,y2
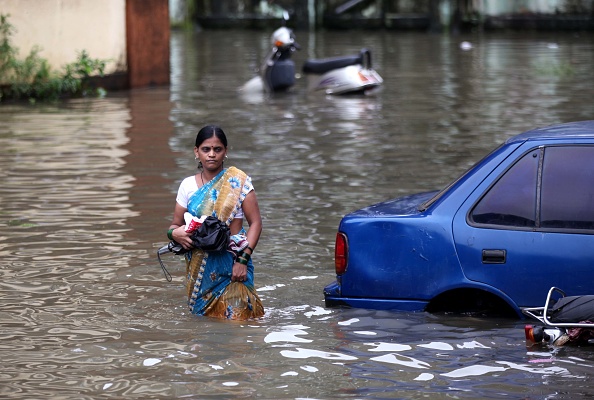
[{"x1": 335, "y1": 232, "x2": 348, "y2": 275}]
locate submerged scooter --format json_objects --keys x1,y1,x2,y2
[
  {"x1": 240, "y1": 26, "x2": 383, "y2": 96},
  {"x1": 522, "y1": 287, "x2": 594, "y2": 346},
  {"x1": 302, "y1": 48, "x2": 383, "y2": 95},
  {"x1": 241, "y1": 25, "x2": 300, "y2": 94},
  {"x1": 262, "y1": 25, "x2": 301, "y2": 92}
]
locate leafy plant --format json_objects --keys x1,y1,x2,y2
[
  {"x1": 62, "y1": 50, "x2": 108, "y2": 97},
  {"x1": 0, "y1": 14, "x2": 109, "y2": 102},
  {"x1": 0, "y1": 14, "x2": 17, "y2": 78},
  {"x1": 532, "y1": 61, "x2": 576, "y2": 78}
]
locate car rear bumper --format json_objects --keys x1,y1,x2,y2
[{"x1": 323, "y1": 281, "x2": 429, "y2": 312}]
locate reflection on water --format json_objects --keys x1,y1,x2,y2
[{"x1": 1, "y1": 29, "x2": 594, "y2": 398}]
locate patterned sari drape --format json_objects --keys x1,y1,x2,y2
[{"x1": 184, "y1": 166, "x2": 264, "y2": 320}]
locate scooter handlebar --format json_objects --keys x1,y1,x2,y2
[{"x1": 359, "y1": 48, "x2": 372, "y2": 69}]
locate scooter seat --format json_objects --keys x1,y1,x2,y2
[
  {"x1": 302, "y1": 53, "x2": 362, "y2": 74},
  {"x1": 550, "y1": 295, "x2": 594, "y2": 323}
]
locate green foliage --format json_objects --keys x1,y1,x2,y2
[
  {"x1": 0, "y1": 14, "x2": 109, "y2": 103},
  {"x1": 0, "y1": 14, "x2": 17, "y2": 78},
  {"x1": 62, "y1": 50, "x2": 108, "y2": 96},
  {"x1": 532, "y1": 61, "x2": 576, "y2": 78}
]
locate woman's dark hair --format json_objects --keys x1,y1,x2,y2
[{"x1": 195, "y1": 125, "x2": 228, "y2": 148}]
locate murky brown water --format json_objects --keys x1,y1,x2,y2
[{"x1": 1, "y1": 28, "x2": 594, "y2": 398}]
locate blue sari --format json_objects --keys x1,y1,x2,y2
[{"x1": 184, "y1": 167, "x2": 264, "y2": 320}]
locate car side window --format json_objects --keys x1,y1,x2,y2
[
  {"x1": 540, "y1": 146, "x2": 594, "y2": 229},
  {"x1": 470, "y1": 150, "x2": 539, "y2": 227}
]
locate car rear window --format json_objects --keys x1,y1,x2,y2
[
  {"x1": 540, "y1": 146, "x2": 594, "y2": 229},
  {"x1": 471, "y1": 149, "x2": 539, "y2": 227},
  {"x1": 471, "y1": 145, "x2": 594, "y2": 231}
]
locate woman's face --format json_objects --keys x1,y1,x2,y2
[{"x1": 194, "y1": 136, "x2": 227, "y2": 172}]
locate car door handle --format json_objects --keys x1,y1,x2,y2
[{"x1": 482, "y1": 249, "x2": 506, "y2": 264}]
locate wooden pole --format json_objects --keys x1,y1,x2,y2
[{"x1": 126, "y1": 0, "x2": 171, "y2": 88}]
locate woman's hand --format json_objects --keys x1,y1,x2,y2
[
  {"x1": 171, "y1": 226, "x2": 194, "y2": 249},
  {"x1": 232, "y1": 262, "x2": 247, "y2": 282},
  {"x1": 170, "y1": 204, "x2": 195, "y2": 249}
]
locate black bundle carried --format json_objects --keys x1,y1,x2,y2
[
  {"x1": 156, "y1": 216, "x2": 230, "y2": 281},
  {"x1": 189, "y1": 216, "x2": 230, "y2": 252}
]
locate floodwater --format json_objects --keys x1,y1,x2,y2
[{"x1": 1, "y1": 28, "x2": 594, "y2": 399}]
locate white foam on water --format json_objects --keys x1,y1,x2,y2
[
  {"x1": 414, "y1": 373, "x2": 434, "y2": 381},
  {"x1": 370, "y1": 353, "x2": 430, "y2": 369},
  {"x1": 418, "y1": 342, "x2": 454, "y2": 351},
  {"x1": 301, "y1": 365, "x2": 319, "y2": 372},
  {"x1": 280, "y1": 347, "x2": 357, "y2": 361},
  {"x1": 497, "y1": 361, "x2": 570, "y2": 375},
  {"x1": 456, "y1": 340, "x2": 490, "y2": 349},
  {"x1": 365, "y1": 342, "x2": 412, "y2": 352},
  {"x1": 337, "y1": 318, "x2": 359, "y2": 326},
  {"x1": 353, "y1": 331, "x2": 376, "y2": 336},
  {"x1": 264, "y1": 325, "x2": 312, "y2": 344},
  {"x1": 304, "y1": 306, "x2": 332, "y2": 317},
  {"x1": 258, "y1": 283, "x2": 286, "y2": 291},
  {"x1": 442, "y1": 364, "x2": 506, "y2": 378}
]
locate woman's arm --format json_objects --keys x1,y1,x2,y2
[
  {"x1": 169, "y1": 203, "x2": 194, "y2": 249},
  {"x1": 232, "y1": 190, "x2": 262, "y2": 282},
  {"x1": 242, "y1": 191, "x2": 262, "y2": 250}
]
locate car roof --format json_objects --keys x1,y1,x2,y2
[{"x1": 506, "y1": 120, "x2": 594, "y2": 144}]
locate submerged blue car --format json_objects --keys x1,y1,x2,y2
[{"x1": 324, "y1": 121, "x2": 594, "y2": 318}]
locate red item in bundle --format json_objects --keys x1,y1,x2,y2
[{"x1": 185, "y1": 217, "x2": 202, "y2": 233}]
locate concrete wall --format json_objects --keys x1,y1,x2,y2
[
  {"x1": 0, "y1": 0, "x2": 127, "y2": 74},
  {"x1": 169, "y1": 0, "x2": 186, "y2": 25},
  {"x1": 481, "y1": 0, "x2": 569, "y2": 15}
]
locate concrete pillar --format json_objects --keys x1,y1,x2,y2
[{"x1": 126, "y1": 0, "x2": 170, "y2": 88}]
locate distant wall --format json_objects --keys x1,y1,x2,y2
[
  {"x1": 169, "y1": 0, "x2": 186, "y2": 25},
  {"x1": 0, "y1": 0, "x2": 127, "y2": 74},
  {"x1": 481, "y1": 0, "x2": 593, "y2": 15}
]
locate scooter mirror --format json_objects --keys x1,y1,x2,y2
[{"x1": 271, "y1": 27, "x2": 294, "y2": 49}]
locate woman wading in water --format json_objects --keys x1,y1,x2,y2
[{"x1": 167, "y1": 125, "x2": 264, "y2": 319}]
